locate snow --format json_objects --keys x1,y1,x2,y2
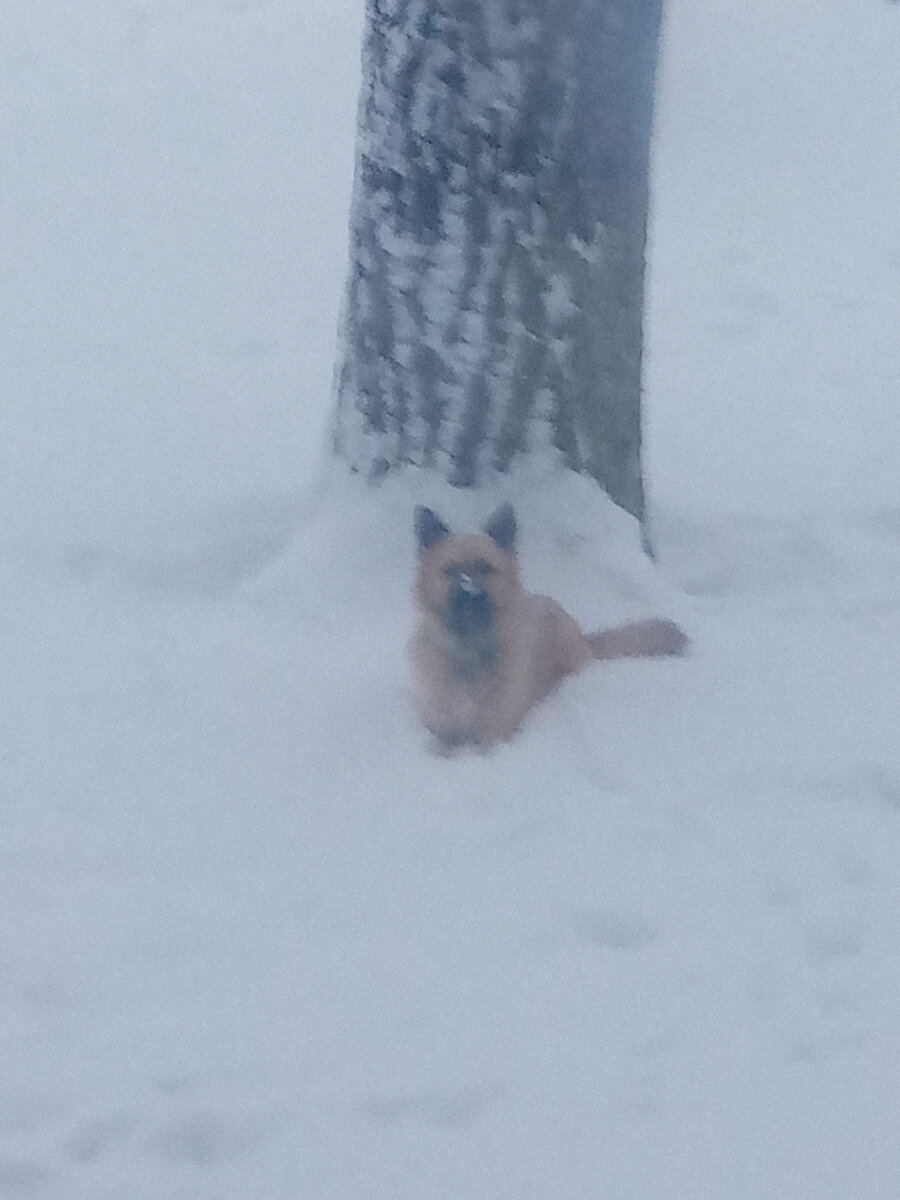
[
  {"x1": 647, "y1": 0, "x2": 900, "y2": 517},
  {"x1": 2, "y1": 1, "x2": 899, "y2": 1198}
]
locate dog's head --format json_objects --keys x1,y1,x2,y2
[{"x1": 414, "y1": 504, "x2": 520, "y2": 636}]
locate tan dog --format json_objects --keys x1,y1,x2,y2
[{"x1": 412, "y1": 504, "x2": 687, "y2": 750}]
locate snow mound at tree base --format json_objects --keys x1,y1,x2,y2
[{"x1": 250, "y1": 460, "x2": 690, "y2": 631}]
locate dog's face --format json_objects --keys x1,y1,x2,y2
[{"x1": 414, "y1": 504, "x2": 521, "y2": 636}]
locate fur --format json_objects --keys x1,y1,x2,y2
[{"x1": 412, "y1": 504, "x2": 688, "y2": 751}]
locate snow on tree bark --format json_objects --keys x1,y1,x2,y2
[{"x1": 333, "y1": 0, "x2": 662, "y2": 520}]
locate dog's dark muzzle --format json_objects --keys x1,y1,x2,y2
[{"x1": 446, "y1": 578, "x2": 494, "y2": 635}]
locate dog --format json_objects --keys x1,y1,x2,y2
[{"x1": 412, "y1": 503, "x2": 688, "y2": 751}]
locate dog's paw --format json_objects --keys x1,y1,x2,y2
[{"x1": 429, "y1": 732, "x2": 466, "y2": 757}]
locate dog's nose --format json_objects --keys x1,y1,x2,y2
[{"x1": 446, "y1": 579, "x2": 493, "y2": 635}]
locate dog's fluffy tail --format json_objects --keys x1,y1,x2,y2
[{"x1": 586, "y1": 618, "x2": 689, "y2": 661}]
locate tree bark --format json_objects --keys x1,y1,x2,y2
[{"x1": 333, "y1": 0, "x2": 663, "y2": 521}]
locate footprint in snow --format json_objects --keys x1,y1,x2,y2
[
  {"x1": 0, "y1": 1160, "x2": 53, "y2": 1193},
  {"x1": 803, "y1": 920, "x2": 866, "y2": 968},
  {"x1": 64, "y1": 1111, "x2": 139, "y2": 1163},
  {"x1": 573, "y1": 910, "x2": 660, "y2": 951},
  {"x1": 146, "y1": 1110, "x2": 261, "y2": 1166}
]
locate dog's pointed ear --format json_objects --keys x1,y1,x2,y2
[
  {"x1": 415, "y1": 506, "x2": 450, "y2": 554},
  {"x1": 483, "y1": 503, "x2": 517, "y2": 553}
]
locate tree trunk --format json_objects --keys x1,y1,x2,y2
[{"x1": 333, "y1": 0, "x2": 663, "y2": 521}]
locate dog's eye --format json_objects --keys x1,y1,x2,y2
[{"x1": 474, "y1": 560, "x2": 495, "y2": 576}]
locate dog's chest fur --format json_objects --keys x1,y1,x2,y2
[
  {"x1": 447, "y1": 629, "x2": 499, "y2": 683},
  {"x1": 414, "y1": 604, "x2": 539, "y2": 747}
]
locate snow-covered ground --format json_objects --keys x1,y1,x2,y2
[{"x1": 2, "y1": 1, "x2": 899, "y2": 1197}]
